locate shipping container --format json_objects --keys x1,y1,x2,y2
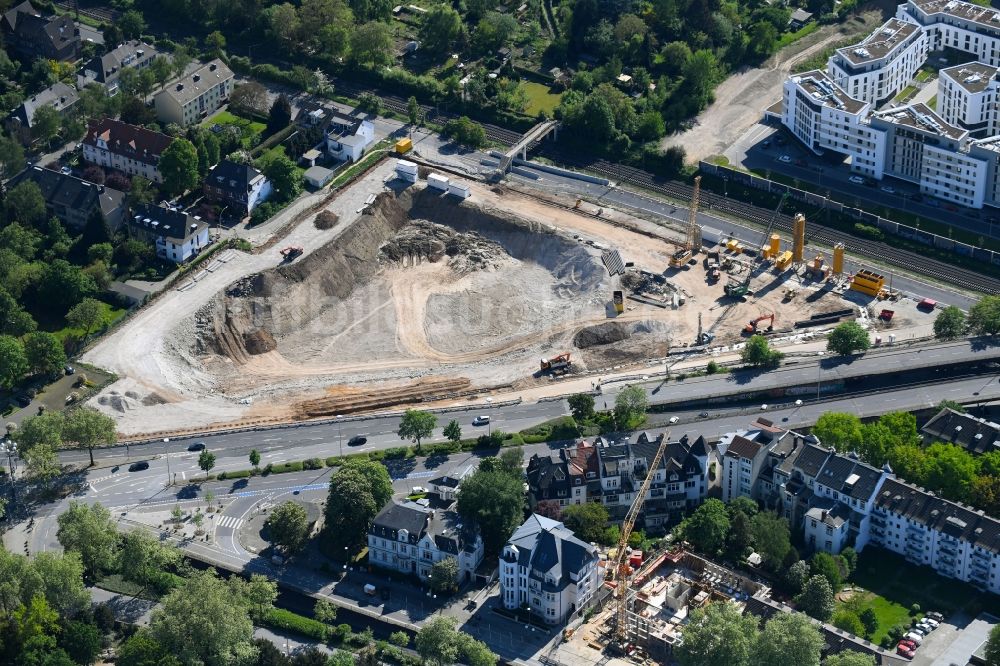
[{"x1": 427, "y1": 173, "x2": 450, "y2": 190}]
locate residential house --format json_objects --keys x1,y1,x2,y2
[
  {"x1": 7, "y1": 82, "x2": 78, "y2": 139},
  {"x1": 721, "y1": 434, "x2": 769, "y2": 503},
  {"x1": 129, "y1": 204, "x2": 210, "y2": 263},
  {"x1": 326, "y1": 115, "x2": 375, "y2": 162},
  {"x1": 82, "y1": 118, "x2": 174, "y2": 184},
  {"x1": 1, "y1": 1, "x2": 79, "y2": 62},
  {"x1": 78, "y1": 40, "x2": 159, "y2": 95},
  {"x1": 7, "y1": 166, "x2": 125, "y2": 231},
  {"x1": 427, "y1": 465, "x2": 474, "y2": 503},
  {"x1": 789, "y1": 8, "x2": 814, "y2": 28},
  {"x1": 367, "y1": 500, "x2": 484, "y2": 584},
  {"x1": 499, "y1": 514, "x2": 600, "y2": 625},
  {"x1": 920, "y1": 407, "x2": 1000, "y2": 455},
  {"x1": 154, "y1": 59, "x2": 234, "y2": 126},
  {"x1": 203, "y1": 160, "x2": 272, "y2": 216},
  {"x1": 525, "y1": 440, "x2": 597, "y2": 512}
]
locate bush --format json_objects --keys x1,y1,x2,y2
[
  {"x1": 853, "y1": 223, "x2": 884, "y2": 242},
  {"x1": 216, "y1": 469, "x2": 252, "y2": 480},
  {"x1": 383, "y1": 446, "x2": 409, "y2": 459},
  {"x1": 303, "y1": 458, "x2": 323, "y2": 470},
  {"x1": 261, "y1": 608, "x2": 328, "y2": 641},
  {"x1": 333, "y1": 623, "x2": 352, "y2": 643},
  {"x1": 325, "y1": 457, "x2": 342, "y2": 467},
  {"x1": 706, "y1": 360, "x2": 720, "y2": 374},
  {"x1": 269, "y1": 461, "x2": 304, "y2": 474}
]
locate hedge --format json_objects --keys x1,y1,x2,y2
[
  {"x1": 261, "y1": 608, "x2": 329, "y2": 641},
  {"x1": 264, "y1": 461, "x2": 304, "y2": 475},
  {"x1": 216, "y1": 469, "x2": 252, "y2": 480}
]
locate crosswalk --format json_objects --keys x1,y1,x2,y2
[{"x1": 216, "y1": 515, "x2": 244, "y2": 530}]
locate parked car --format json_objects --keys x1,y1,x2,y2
[
  {"x1": 848, "y1": 175, "x2": 866, "y2": 185},
  {"x1": 897, "y1": 644, "x2": 915, "y2": 658},
  {"x1": 698, "y1": 411, "x2": 709, "y2": 418},
  {"x1": 347, "y1": 435, "x2": 367, "y2": 446},
  {"x1": 910, "y1": 626, "x2": 927, "y2": 636},
  {"x1": 128, "y1": 461, "x2": 150, "y2": 472},
  {"x1": 899, "y1": 638, "x2": 917, "y2": 649},
  {"x1": 14, "y1": 394, "x2": 31, "y2": 407},
  {"x1": 187, "y1": 441, "x2": 206, "y2": 452},
  {"x1": 64, "y1": 365, "x2": 74, "y2": 375},
  {"x1": 778, "y1": 155, "x2": 792, "y2": 163},
  {"x1": 880, "y1": 185, "x2": 896, "y2": 194},
  {"x1": 668, "y1": 416, "x2": 679, "y2": 424},
  {"x1": 472, "y1": 415, "x2": 490, "y2": 426},
  {"x1": 926, "y1": 612, "x2": 944, "y2": 622},
  {"x1": 918, "y1": 619, "x2": 938, "y2": 630},
  {"x1": 904, "y1": 632, "x2": 923, "y2": 646}
]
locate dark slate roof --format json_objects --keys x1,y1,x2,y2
[
  {"x1": 3, "y1": 2, "x2": 76, "y2": 51},
  {"x1": 84, "y1": 39, "x2": 155, "y2": 83},
  {"x1": 131, "y1": 204, "x2": 206, "y2": 244},
  {"x1": 206, "y1": 160, "x2": 265, "y2": 197},
  {"x1": 790, "y1": 443, "x2": 833, "y2": 479},
  {"x1": 502, "y1": 514, "x2": 597, "y2": 591},
  {"x1": 689, "y1": 435, "x2": 709, "y2": 458},
  {"x1": 526, "y1": 454, "x2": 570, "y2": 502},
  {"x1": 921, "y1": 407, "x2": 1000, "y2": 455},
  {"x1": 875, "y1": 478, "x2": 1000, "y2": 553},
  {"x1": 370, "y1": 501, "x2": 429, "y2": 544},
  {"x1": 8, "y1": 166, "x2": 124, "y2": 222},
  {"x1": 725, "y1": 435, "x2": 763, "y2": 459},
  {"x1": 371, "y1": 501, "x2": 478, "y2": 553},
  {"x1": 84, "y1": 118, "x2": 173, "y2": 164},
  {"x1": 14, "y1": 82, "x2": 78, "y2": 127},
  {"x1": 815, "y1": 453, "x2": 884, "y2": 501}
]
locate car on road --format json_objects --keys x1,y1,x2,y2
[
  {"x1": 778, "y1": 155, "x2": 791, "y2": 163},
  {"x1": 880, "y1": 185, "x2": 896, "y2": 194},
  {"x1": 668, "y1": 416, "x2": 679, "y2": 424},
  {"x1": 472, "y1": 415, "x2": 490, "y2": 426},
  {"x1": 187, "y1": 441, "x2": 206, "y2": 452},
  {"x1": 128, "y1": 461, "x2": 150, "y2": 472},
  {"x1": 64, "y1": 365, "x2": 74, "y2": 375},
  {"x1": 14, "y1": 394, "x2": 31, "y2": 407},
  {"x1": 848, "y1": 175, "x2": 866, "y2": 185},
  {"x1": 60, "y1": 166, "x2": 72, "y2": 175},
  {"x1": 760, "y1": 404, "x2": 768, "y2": 410},
  {"x1": 698, "y1": 411, "x2": 709, "y2": 418},
  {"x1": 347, "y1": 435, "x2": 367, "y2": 446}
]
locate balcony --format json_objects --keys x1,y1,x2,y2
[
  {"x1": 870, "y1": 516, "x2": 886, "y2": 528},
  {"x1": 939, "y1": 542, "x2": 958, "y2": 557}
]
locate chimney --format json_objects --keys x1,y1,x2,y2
[
  {"x1": 193, "y1": 74, "x2": 200, "y2": 82},
  {"x1": 209, "y1": 63, "x2": 217, "y2": 71}
]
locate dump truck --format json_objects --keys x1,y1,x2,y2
[{"x1": 540, "y1": 353, "x2": 572, "y2": 374}]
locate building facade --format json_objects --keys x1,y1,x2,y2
[
  {"x1": 500, "y1": 514, "x2": 600, "y2": 625},
  {"x1": 368, "y1": 501, "x2": 484, "y2": 584},
  {"x1": 129, "y1": 204, "x2": 210, "y2": 263},
  {"x1": 203, "y1": 160, "x2": 272, "y2": 216},
  {"x1": 1, "y1": 1, "x2": 79, "y2": 61},
  {"x1": 827, "y1": 19, "x2": 927, "y2": 105},
  {"x1": 79, "y1": 40, "x2": 159, "y2": 95},
  {"x1": 896, "y1": 0, "x2": 1000, "y2": 68},
  {"x1": 154, "y1": 59, "x2": 233, "y2": 126},
  {"x1": 326, "y1": 118, "x2": 375, "y2": 162},
  {"x1": 82, "y1": 118, "x2": 174, "y2": 184},
  {"x1": 7, "y1": 166, "x2": 125, "y2": 231}
]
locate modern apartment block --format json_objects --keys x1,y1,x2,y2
[
  {"x1": 827, "y1": 19, "x2": 927, "y2": 104},
  {"x1": 896, "y1": 0, "x2": 1000, "y2": 68},
  {"x1": 154, "y1": 59, "x2": 233, "y2": 126},
  {"x1": 937, "y1": 62, "x2": 1000, "y2": 136}
]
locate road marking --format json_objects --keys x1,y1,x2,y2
[
  {"x1": 217, "y1": 515, "x2": 244, "y2": 530},
  {"x1": 181, "y1": 471, "x2": 186, "y2": 481}
]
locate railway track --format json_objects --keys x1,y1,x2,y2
[
  {"x1": 539, "y1": 148, "x2": 1000, "y2": 296},
  {"x1": 53, "y1": 1, "x2": 118, "y2": 23}
]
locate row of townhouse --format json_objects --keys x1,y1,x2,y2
[
  {"x1": 720, "y1": 422, "x2": 1000, "y2": 596},
  {"x1": 526, "y1": 433, "x2": 713, "y2": 530}
]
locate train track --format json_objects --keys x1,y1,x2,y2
[
  {"x1": 53, "y1": 1, "x2": 118, "y2": 23},
  {"x1": 539, "y1": 148, "x2": 1000, "y2": 296}
]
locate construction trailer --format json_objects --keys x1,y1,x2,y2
[
  {"x1": 850, "y1": 269, "x2": 885, "y2": 297},
  {"x1": 448, "y1": 182, "x2": 471, "y2": 199},
  {"x1": 427, "y1": 173, "x2": 450, "y2": 191},
  {"x1": 395, "y1": 138, "x2": 413, "y2": 154},
  {"x1": 395, "y1": 159, "x2": 418, "y2": 183}
]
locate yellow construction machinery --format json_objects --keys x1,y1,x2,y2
[
  {"x1": 609, "y1": 431, "x2": 671, "y2": 647},
  {"x1": 669, "y1": 176, "x2": 701, "y2": 268}
]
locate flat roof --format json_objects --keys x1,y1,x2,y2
[
  {"x1": 969, "y1": 134, "x2": 1000, "y2": 153},
  {"x1": 941, "y1": 61, "x2": 997, "y2": 93},
  {"x1": 790, "y1": 70, "x2": 867, "y2": 114},
  {"x1": 836, "y1": 19, "x2": 920, "y2": 66},
  {"x1": 873, "y1": 102, "x2": 967, "y2": 140},
  {"x1": 908, "y1": 0, "x2": 1000, "y2": 33}
]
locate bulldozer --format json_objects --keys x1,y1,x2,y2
[
  {"x1": 743, "y1": 313, "x2": 775, "y2": 335},
  {"x1": 540, "y1": 353, "x2": 572, "y2": 375}
]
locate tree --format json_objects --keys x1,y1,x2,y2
[
  {"x1": 324, "y1": 463, "x2": 388, "y2": 551},
  {"x1": 118, "y1": 631, "x2": 177, "y2": 666},
  {"x1": 159, "y1": 138, "x2": 199, "y2": 196},
  {"x1": 23, "y1": 332, "x2": 65, "y2": 377},
  {"x1": 785, "y1": 560, "x2": 810, "y2": 594},
  {"x1": 859, "y1": 607, "x2": 878, "y2": 638},
  {"x1": 420, "y1": 4, "x2": 464, "y2": 54},
  {"x1": 827, "y1": 321, "x2": 870, "y2": 356},
  {"x1": 314, "y1": 599, "x2": 337, "y2": 625},
  {"x1": 812, "y1": 412, "x2": 863, "y2": 453},
  {"x1": 969, "y1": 296, "x2": 1000, "y2": 336},
  {"x1": 205, "y1": 30, "x2": 227, "y2": 57},
  {"x1": 55, "y1": 502, "x2": 119, "y2": 580},
  {"x1": 228, "y1": 574, "x2": 278, "y2": 621},
  {"x1": 63, "y1": 407, "x2": 117, "y2": 467},
  {"x1": 268, "y1": 94, "x2": 293, "y2": 134},
  {"x1": 675, "y1": 601, "x2": 759, "y2": 666},
  {"x1": 0, "y1": 334, "x2": 27, "y2": 388},
  {"x1": 249, "y1": 449, "x2": 261, "y2": 470},
  {"x1": 568, "y1": 393, "x2": 595, "y2": 422},
  {"x1": 118, "y1": 529, "x2": 180, "y2": 593},
  {"x1": 678, "y1": 498, "x2": 730, "y2": 556},
  {"x1": 119, "y1": 10, "x2": 146, "y2": 38},
  {"x1": 170, "y1": 45, "x2": 193, "y2": 80},
  {"x1": 149, "y1": 571, "x2": 257, "y2": 666},
  {"x1": 754, "y1": 611, "x2": 824, "y2": 666},
  {"x1": 6, "y1": 181, "x2": 47, "y2": 229},
  {"x1": 65, "y1": 298, "x2": 105, "y2": 339},
  {"x1": 32, "y1": 551, "x2": 90, "y2": 618},
  {"x1": 127, "y1": 176, "x2": 156, "y2": 210},
  {"x1": 198, "y1": 449, "x2": 216, "y2": 479},
  {"x1": 457, "y1": 466, "x2": 524, "y2": 557},
  {"x1": 61, "y1": 619, "x2": 102, "y2": 665},
  {"x1": 390, "y1": 630, "x2": 410, "y2": 648},
  {"x1": 934, "y1": 306, "x2": 967, "y2": 339},
  {"x1": 810, "y1": 552, "x2": 845, "y2": 590},
  {"x1": 832, "y1": 610, "x2": 865, "y2": 636},
  {"x1": 823, "y1": 652, "x2": 877, "y2": 666},
  {"x1": 796, "y1": 575, "x2": 835, "y2": 621},
  {"x1": 230, "y1": 82, "x2": 269, "y2": 117},
  {"x1": 456, "y1": 633, "x2": 498, "y2": 666},
  {"x1": 726, "y1": 510, "x2": 753, "y2": 561},
  {"x1": 443, "y1": 419, "x2": 462, "y2": 444},
  {"x1": 265, "y1": 501, "x2": 310, "y2": 552},
  {"x1": 741, "y1": 335, "x2": 783, "y2": 368},
  {"x1": 984, "y1": 625, "x2": 1000, "y2": 666},
  {"x1": 407, "y1": 95, "x2": 421, "y2": 126},
  {"x1": 398, "y1": 409, "x2": 437, "y2": 453},
  {"x1": 416, "y1": 616, "x2": 495, "y2": 666},
  {"x1": 429, "y1": 556, "x2": 459, "y2": 593},
  {"x1": 561, "y1": 502, "x2": 609, "y2": 543},
  {"x1": 0, "y1": 134, "x2": 24, "y2": 180},
  {"x1": 261, "y1": 155, "x2": 301, "y2": 200},
  {"x1": 614, "y1": 384, "x2": 647, "y2": 428},
  {"x1": 749, "y1": 512, "x2": 790, "y2": 571},
  {"x1": 442, "y1": 116, "x2": 486, "y2": 148},
  {"x1": 38, "y1": 260, "x2": 96, "y2": 314},
  {"x1": 32, "y1": 105, "x2": 62, "y2": 145},
  {"x1": 351, "y1": 21, "x2": 394, "y2": 65}
]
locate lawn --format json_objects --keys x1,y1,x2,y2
[
  {"x1": 522, "y1": 81, "x2": 563, "y2": 117},
  {"x1": 893, "y1": 85, "x2": 919, "y2": 103},
  {"x1": 777, "y1": 22, "x2": 820, "y2": 49},
  {"x1": 837, "y1": 590, "x2": 910, "y2": 644},
  {"x1": 915, "y1": 69, "x2": 934, "y2": 83},
  {"x1": 50, "y1": 301, "x2": 126, "y2": 344},
  {"x1": 927, "y1": 95, "x2": 938, "y2": 110},
  {"x1": 205, "y1": 110, "x2": 267, "y2": 148}
]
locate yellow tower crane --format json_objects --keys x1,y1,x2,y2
[
  {"x1": 610, "y1": 431, "x2": 671, "y2": 647},
  {"x1": 669, "y1": 177, "x2": 701, "y2": 268}
]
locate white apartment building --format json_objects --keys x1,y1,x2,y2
[
  {"x1": 500, "y1": 514, "x2": 600, "y2": 625},
  {"x1": 368, "y1": 501, "x2": 484, "y2": 584},
  {"x1": 154, "y1": 59, "x2": 233, "y2": 126},
  {"x1": 128, "y1": 204, "x2": 210, "y2": 263},
  {"x1": 938, "y1": 61, "x2": 1000, "y2": 136},
  {"x1": 897, "y1": 0, "x2": 1000, "y2": 68},
  {"x1": 970, "y1": 135, "x2": 1000, "y2": 205},
  {"x1": 721, "y1": 434, "x2": 770, "y2": 503},
  {"x1": 827, "y1": 19, "x2": 928, "y2": 104}
]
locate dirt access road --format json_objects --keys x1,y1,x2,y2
[{"x1": 663, "y1": 11, "x2": 884, "y2": 164}]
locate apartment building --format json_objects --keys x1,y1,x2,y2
[
  {"x1": 368, "y1": 500, "x2": 484, "y2": 584},
  {"x1": 1, "y1": 1, "x2": 79, "y2": 62},
  {"x1": 970, "y1": 134, "x2": 1000, "y2": 205},
  {"x1": 79, "y1": 40, "x2": 159, "y2": 95},
  {"x1": 937, "y1": 62, "x2": 1000, "y2": 136},
  {"x1": 203, "y1": 160, "x2": 272, "y2": 216},
  {"x1": 500, "y1": 514, "x2": 600, "y2": 625},
  {"x1": 721, "y1": 434, "x2": 771, "y2": 503},
  {"x1": 896, "y1": 0, "x2": 1000, "y2": 68},
  {"x1": 129, "y1": 204, "x2": 210, "y2": 263},
  {"x1": 827, "y1": 19, "x2": 928, "y2": 104},
  {"x1": 82, "y1": 118, "x2": 174, "y2": 184},
  {"x1": 920, "y1": 406, "x2": 1000, "y2": 454},
  {"x1": 8, "y1": 166, "x2": 125, "y2": 231},
  {"x1": 154, "y1": 59, "x2": 233, "y2": 126}
]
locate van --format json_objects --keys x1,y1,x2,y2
[{"x1": 364, "y1": 584, "x2": 377, "y2": 596}]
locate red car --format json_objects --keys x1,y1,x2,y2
[
  {"x1": 897, "y1": 643, "x2": 915, "y2": 658},
  {"x1": 899, "y1": 638, "x2": 917, "y2": 649}
]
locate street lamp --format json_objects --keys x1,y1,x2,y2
[
  {"x1": 0, "y1": 441, "x2": 17, "y2": 507},
  {"x1": 336, "y1": 415, "x2": 343, "y2": 458},
  {"x1": 486, "y1": 398, "x2": 493, "y2": 436},
  {"x1": 163, "y1": 438, "x2": 171, "y2": 486}
]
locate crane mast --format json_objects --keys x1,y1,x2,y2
[
  {"x1": 611, "y1": 431, "x2": 671, "y2": 645},
  {"x1": 669, "y1": 177, "x2": 701, "y2": 268}
]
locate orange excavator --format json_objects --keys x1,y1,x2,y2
[
  {"x1": 540, "y1": 353, "x2": 572, "y2": 374},
  {"x1": 744, "y1": 313, "x2": 775, "y2": 334},
  {"x1": 279, "y1": 246, "x2": 303, "y2": 262}
]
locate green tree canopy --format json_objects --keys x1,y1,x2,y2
[
  {"x1": 456, "y1": 466, "x2": 524, "y2": 558},
  {"x1": 416, "y1": 616, "x2": 497, "y2": 666},
  {"x1": 678, "y1": 498, "x2": 730, "y2": 556},
  {"x1": 675, "y1": 601, "x2": 758, "y2": 666},
  {"x1": 429, "y1": 556, "x2": 459, "y2": 593},
  {"x1": 812, "y1": 412, "x2": 863, "y2": 453},
  {"x1": 55, "y1": 501, "x2": 119, "y2": 580},
  {"x1": 749, "y1": 512, "x2": 791, "y2": 571},
  {"x1": 827, "y1": 321, "x2": 871, "y2": 356},
  {"x1": 63, "y1": 407, "x2": 117, "y2": 467},
  {"x1": 561, "y1": 502, "x2": 610, "y2": 543},
  {"x1": 933, "y1": 305, "x2": 967, "y2": 339},
  {"x1": 350, "y1": 21, "x2": 394, "y2": 65},
  {"x1": 265, "y1": 501, "x2": 310, "y2": 552},
  {"x1": 753, "y1": 611, "x2": 824, "y2": 666},
  {"x1": 398, "y1": 409, "x2": 437, "y2": 452},
  {"x1": 118, "y1": 529, "x2": 180, "y2": 593},
  {"x1": 984, "y1": 625, "x2": 1000, "y2": 666},
  {"x1": 823, "y1": 651, "x2": 877, "y2": 666},
  {"x1": 969, "y1": 296, "x2": 1000, "y2": 336},
  {"x1": 420, "y1": 4, "x2": 464, "y2": 54},
  {"x1": 568, "y1": 393, "x2": 595, "y2": 422},
  {"x1": 0, "y1": 334, "x2": 27, "y2": 388},
  {"x1": 796, "y1": 575, "x2": 835, "y2": 621},
  {"x1": 443, "y1": 419, "x2": 462, "y2": 444},
  {"x1": 614, "y1": 384, "x2": 647, "y2": 428},
  {"x1": 741, "y1": 335, "x2": 783, "y2": 368},
  {"x1": 159, "y1": 138, "x2": 200, "y2": 196}
]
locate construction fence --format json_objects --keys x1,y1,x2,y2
[{"x1": 699, "y1": 161, "x2": 1000, "y2": 268}]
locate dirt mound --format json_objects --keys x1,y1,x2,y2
[
  {"x1": 294, "y1": 377, "x2": 474, "y2": 418},
  {"x1": 141, "y1": 392, "x2": 168, "y2": 406},
  {"x1": 314, "y1": 210, "x2": 339, "y2": 230},
  {"x1": 98, "y1": 391, "x2": 138, "y2": 412},
  {"x1": 380, "y1": 220, "x2": 507, "y2": 272},
  {"x1": 574, "y1": 322, "x2": 631, "y2": 348},
  {"x1": 244, "y1": 329, "x2": 277, "y2": 355}
]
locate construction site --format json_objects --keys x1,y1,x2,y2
[{"x1": 83, "y1": 159, "x2": 923, "y2": 435}]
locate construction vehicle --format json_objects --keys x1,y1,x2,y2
[
  {"x1": 279, "y1": 246, "x2": 304, "y2": 262},
  {"x1": 707, "y1": 262, "x2": 721, "y2": 282},
  {"x1": 744, "y1": 313, "x2": 775, "y2": 335},
  {"x1": 613, "y1": 290, "x2": 624, "y2": 314},
  {"x1": 783, "y1": 287, "x2": 797, "y2": 302},
  {"x1": 608, "y1": 431, "x2": 671, "y2": 647},
  {"x1": 540, "y1": 353, "x2": 572, "y2": 374},
  {"x1": 725, "y1": 194, "x2": 789, "y2": 299},
  {"x1": 669, "y1": 176, "x2": 701, "y2": 268}
]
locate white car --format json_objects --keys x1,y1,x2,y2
[
  {"x1": 779, "y1": 155, "x2": 792, "y2": 163},
  {"x1": 920, "y1": 618, "x2": 939, "y2": 629},
  {"x1": 795, "y1": 399, "x2": 803, "y2": 406},
  {"x1": 848, "y1": 175, "x2": 865, "y2": 185},
  {"x1": 760, "y1": 404, "x2": 768, "y2": 410},
  {"x1": 472, "y1": 415, "x2": 490, "y2": 426},
  {"x1": 881, "y1": 185, "x2": 896, "y2": 194},
  {"x1": 904, "y1": 632, "x2": 923, "y2": 646},
  {"x1": 669, "y1": 416, "x2": 679, "y2": 424}
]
